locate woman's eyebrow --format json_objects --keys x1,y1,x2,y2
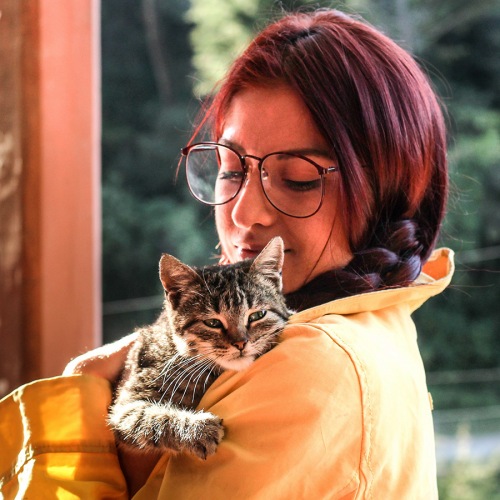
[
  {"x1": 284, "y1": 147, "x2": 331, "y2": 158},
  {"x1": 218, "y1": 138, "x2": 242, "y2": 151},
  {"x1": 218, "y1": 138, "x2": 331, "y2": 159}
]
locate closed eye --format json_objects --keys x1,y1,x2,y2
[
  {"x1": 282, "y1": 178, "x2": 321, "y2": 192},
  {"x1": 203, "y1": 318, "x2": 223, "y2": 329},
  {"x1": 248, "y1": 310, "x2": 267, "y2": 324},
  {"x1": 218, "y1": 171, "x2": 244, "y2": 182}
]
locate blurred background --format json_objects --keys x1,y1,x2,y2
[{"x1": 104, "y1": 0, "x2": 500, "y2": 497}]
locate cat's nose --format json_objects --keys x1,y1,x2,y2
[{"x1": 232, "y1": 340, "x2": 247, "y2": 351}]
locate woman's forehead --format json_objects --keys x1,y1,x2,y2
[{"x1": 219, "y1": 85, "x2": 330, "y2": 155}]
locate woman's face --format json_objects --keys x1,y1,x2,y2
[{"x1": 216, "y1": 85, "x2": 352, "y2": 294}]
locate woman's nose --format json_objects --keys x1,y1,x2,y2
[{"x1": 231, "y1": 166, "x2": 276, "y2": 229}]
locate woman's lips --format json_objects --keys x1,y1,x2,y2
[
  {"x1": 235, "y1": 243, "x2": 290, "y2": 261},
  {"x1": 237, "y1": 247, "x2": 263, "y2": 260}
]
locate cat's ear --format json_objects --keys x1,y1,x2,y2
[
  {"x1": 159, "y1": 254, "x2": 200, "y2": 299},
  {"x1": 250, "y1": 236, "x2": 285, "y2": 288}
]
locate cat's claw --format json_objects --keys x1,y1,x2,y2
[{"x1": 181, "y1": 411, "x2": 224, "y2": 460}]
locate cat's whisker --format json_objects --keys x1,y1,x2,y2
[
  {"x1": 201, "y1": 363, "x2": 220, "y2": 394},
  {"x1": 191, "y1": 359, "x2": 219, "y2": 395},
  {"x1": 156, "y1": 356, "x2": 194, "y2": 397},
  {"x1": 180, "y1": 359, "x2": 215, "y2": 405},
  {"x1": 151, "y1": 353, "x2": 182, "y2": 384},
  {"x1": 160, "y1": 357, "x2": 203, "y2": 401},
  {"x1": 166, "y1": 357, "x2": 215, "y2": 405},
  {"x1": 158, "y1": 353, "x2": 206, "y2": 390},
  {"x1": 158, "y1": 360, "x2": 191, "y2": 394},
  {"x1": 163, "y1": 357, "x2": 209, "y2": 404}
]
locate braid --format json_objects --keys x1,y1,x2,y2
[
  {"x1": 285, "y1": 220, "x2": 425, "y2": 311},
  {"x1": 347, "y1": 220, "x2": 424, "y2": 288}
]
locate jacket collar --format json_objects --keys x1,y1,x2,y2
[{"x1": 288, "y1": 248, "x2": 455, "y2": 323}]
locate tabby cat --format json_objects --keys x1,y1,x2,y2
[{"x1": 108, "y1": 237, "x2": 291, "y2": 459}]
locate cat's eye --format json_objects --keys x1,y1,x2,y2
[
  {"x1": 203, "y1": 318, "x2": 223, "y2": 329},
  {"x1": 248, "y1": 310, "x2": 267, "y2": 323}
]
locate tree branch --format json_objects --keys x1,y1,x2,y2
[{"x1": 141, "y1": 0, "x2": 172, "y2": 105}]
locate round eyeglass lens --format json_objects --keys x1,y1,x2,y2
[
  {"x1": 186, "y1": 144, "x2": 243, "y2": 205},
  {"x1": 260, "y1": 153, "x2": 324, "y2": 217}
]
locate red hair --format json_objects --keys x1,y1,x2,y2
[{"x1": 195, "y1": 9, "x2": 448, "y2": 305}]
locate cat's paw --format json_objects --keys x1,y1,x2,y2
[{"x1": 180, "y1": 411, "x2": 224, "y2": 460}]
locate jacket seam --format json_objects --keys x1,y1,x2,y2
[
  {"x1": 334, "y1": 333, "x2": 374, "y2": 500},
  {"x1": 0, "y1": 441, "x2": 116, "y2": 491},
  {"x1": 304, "y1": 323, "x2": 374, "y2": 500}
]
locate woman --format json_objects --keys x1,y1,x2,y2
[{"x1": 0, "y1": 9, "x2": 453, "y2": 499}]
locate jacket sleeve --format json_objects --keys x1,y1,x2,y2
[
  {"x1": 0, "y1": 375, "x2": 128, "y2": 499},
  {"x1": 137, "y1": 324, "x2": 364, "y2": 500}
]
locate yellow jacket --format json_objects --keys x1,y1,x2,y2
[{"x1": 0, "y1": 248, "x2": 454, "y2": 499}]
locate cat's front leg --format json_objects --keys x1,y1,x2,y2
[{"x1": 108, "y1": 400, "x2": 224, "y2": 460}]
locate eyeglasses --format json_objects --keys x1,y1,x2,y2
[{"x1": 181, "y1": 142, "x2": 338, "y2": 218}]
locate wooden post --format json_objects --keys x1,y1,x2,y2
[
  {"x1": 0, "y1": 0, "x2": 101, "y2": 396},
  {"x1": 0, "y1": 0, "x2": 25, "y2": 397}
]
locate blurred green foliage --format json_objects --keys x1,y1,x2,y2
[
  {"x1": 101, "y1": 0, "x2": 218, "y2": 308},
  {"x1": 438, "y1": 457, "x2": 500, "y2": 500},
  {"x1": 102, "y1": 174, "x2": 216, "y2": 300}
]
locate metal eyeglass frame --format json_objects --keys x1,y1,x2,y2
[{"x1": 181, "y1": 141, "x2": 338, "y2": 219}]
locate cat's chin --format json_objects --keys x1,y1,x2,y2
[{"x1": 216, "y1": 355, "x2": 255, "y2": 372}]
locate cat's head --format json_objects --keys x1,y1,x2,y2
[{"x1": 159, "y1": 237, "x2": 291, "y2": 371}]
